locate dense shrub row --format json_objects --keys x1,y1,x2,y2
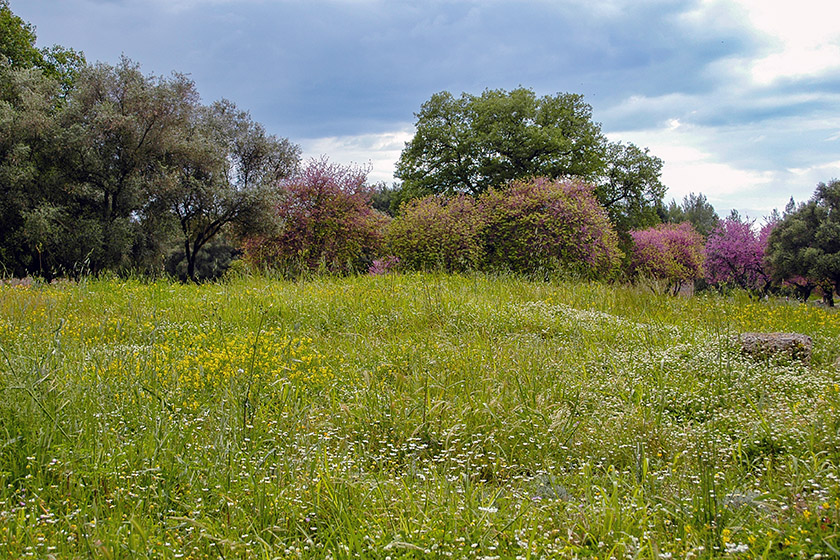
[
  {"x1": 226, "y1": 159, "x2": 835, "y2": 303},
  {"x1": 387, "y1": 178, "x2": 622, "y2": 277},
  {"x1": 245, "y1": 170, "x2": 624, "y2": 279}
]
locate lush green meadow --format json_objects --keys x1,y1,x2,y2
[{"x1": 0, "y1": 274, "x2": 838, "y2": 559}]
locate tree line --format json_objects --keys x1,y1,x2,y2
[
  {"x1": 2, "y1": 1, "x2": 838, "y2": 302},
  {"x1": 2, "y1": 1, "x2": 300, "y2": 280}
]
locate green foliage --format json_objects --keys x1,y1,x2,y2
[
  {"x1": 0, "y1": 0, "x2": 41, "y2": 69},
  {"x1": 370, "y1": 181, "x2": 405, "y2": 217},
  {"x1": 396, "y1": 87, "x2": 666, "y2": 232},
  {"x1": 0, "y1": 45, "x2": 298, "y2": 281},
  {"x1": 661, "y1": 192, "x2": 720, "y2": 238},
  {"x1": 148, "y1": 98, "x2": 299, "y2": 281},
  {"x1": 767, "y1": 179, "x2": 840, "y2": 305},
  {"x1": 0, "y1": 1, "x2": 84, "y2": 92},
  {"x1": 49, "y1": 58, "x2": 196, "y2": 273},
  {"x1": 386, "y1": 194, "x2": 486, "y2": 272},
  {"x1": 38, "y1": 44, "x2": 86, "y2": 95},
  {"x1": 0, "y1": 66, "x2": 63, "y2": 277},
  {"x1": 0, "y1": 3, "x2": 86, "y2": 278},
  {"x1": 597, "y1": 142, "x2": 665, "y2": 233}
]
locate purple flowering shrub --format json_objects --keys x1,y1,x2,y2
[
  {"x1": 705, "y1": 218, "x2": 775, "y2": 293},
  {"x1": 480, "y1": 178, "x2": 623, "y2": 277},
  {"x1": 630, "y1": 222, "x2": 705, "y2": 291},
  {"x1": 386, "y1": 194, "x2": 486, "y2": 272},
  {"x1": 368, "y1": 256, "x2": 400, "y2": 275},
  {"x1": 243, "y1": 158, "x2": 389, "y2": 275}
]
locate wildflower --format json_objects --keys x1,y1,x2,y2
[{"x1": 724, "y1": 542, "x2": 749, "y2": 554}]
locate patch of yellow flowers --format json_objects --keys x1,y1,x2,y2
[{"x1": 85, "y1": 326, "x2": 333, "y2": 411}]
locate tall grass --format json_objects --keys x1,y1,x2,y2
[{"x1": 0, "y1": 274, "x2": 838, "y2": 558}]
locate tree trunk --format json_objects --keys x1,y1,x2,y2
[{"x1": 184, "y1": 239, "x2": 196, "y2": 283}]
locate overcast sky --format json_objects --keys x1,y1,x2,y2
[{"x1": 12, "y1": 0, "x2": 840, "y2": 220}]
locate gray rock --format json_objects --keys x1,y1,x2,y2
[{"x1": 738, "y1": 332, "x2": 812, "y2": 364}]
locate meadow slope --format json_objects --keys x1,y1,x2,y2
[{"x1": 0, "y1": 274, "x2": 838, "y2": 559}]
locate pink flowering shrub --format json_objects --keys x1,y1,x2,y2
[
  {"x1": 705, "y1": 218, "x2": 774, "y2": 293},
  {"x1": 480, "y1": 178, "x2": 622, "y2": 277},
  {"x1": 630, "y1": 222, "x2": 705, "y2": 291},
  {"x1": 368, "y1": 256, "x2": 400, "y2": 275},
  {"x1": 386, "y1": 194, "x2": 486, "y2": 272},
  {"x1": 243, "y1": 158, "x2": 389, "y2": 275}
]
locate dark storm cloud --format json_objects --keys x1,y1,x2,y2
[
  {"x1": 10, "y1": 0, "x2": 840, "y2": 217},
  {"x1": 14, "y1": 0, "x2": 754, "y2": 136}
]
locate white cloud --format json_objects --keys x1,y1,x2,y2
[
  {"x1": 750, "y1": 44, "x2": 840, "y2": 86},
  {"x1": 608, "y1": 118, "x2": 840, "y2": 218},
  {"x1": 698, "y1": 0, "x2": 840, "y2": 85},
  {"x1": 607, "y1": 124, "x2": 775, "y2": 212},
  {"x1": 299, "y1": 126, "x2": 414, "y2": 184},
  {"x1": 787, "y1": 159, "x2": 840, "y2": 177}
]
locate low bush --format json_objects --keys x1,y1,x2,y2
[
  {"x1": 480, "y1": 177, "x2": 623, "y2": 277},
  {"x1": 243, "y1": 158, "x2": 389, "y2": 275},
  {"x1": 386, "y1": 194, "x2": 486, "y2": 272}
]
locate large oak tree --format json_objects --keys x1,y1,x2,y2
[{"x1": 396, "y1": 87, "x2": 665, "y2": 231}]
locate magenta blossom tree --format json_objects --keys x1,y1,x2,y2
[
  {"x1": 243, "y1": 157, "x2": 389, "y2": 275},
  {"x1": 705, "y1": 217, "x2": 775, "y2": 294},
  {"x1": 630, "y1": 222, "x2": 705, "y2": 293}
]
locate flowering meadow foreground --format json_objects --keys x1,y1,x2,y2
[{"x1": 0, "y1": 274, "x2": 838, "y2": 559}]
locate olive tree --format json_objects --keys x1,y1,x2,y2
[
  {"x1": 766, "y1": 179, "x2": 840, "y2": 305},
  {"x1": 148, "y1": 99, "x2": 300, "y2": 281},
  {"x1": 54, "y1": 57, "x2": 196, "y2": 272}
]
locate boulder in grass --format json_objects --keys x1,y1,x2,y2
[{"x1": 738, "y1": 332, "x2": 812, "y2": 364}]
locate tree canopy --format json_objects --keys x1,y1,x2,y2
[
  {"x1": 148, "y1": 98, "x2": 300, "y2": 280},
  {"x1": 766, "y1": 179, "x2": 840, "y2": 305},
  {"x1": 0, "y1": 0, "x2": 85, "y2": 91},
  {"x1": 704, "y1": 216, "x2": 774, "y2": 294},
  {"x1": 395, "y1": 87, "x2": 665, "y2": 231},
  {"x1": 661, "y1": 192, "x2": 719, "y2": 238},
  {"x1": 0, "y1": 0, "x2": 40, "y2": 69}
]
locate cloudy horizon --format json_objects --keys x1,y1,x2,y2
[{"x1": 12, "y1": 0, "x2": 840, "y2": 221}]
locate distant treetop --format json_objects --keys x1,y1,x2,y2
[{"x1": 396, "y1": 87, "x2": 665, "y2": 233}]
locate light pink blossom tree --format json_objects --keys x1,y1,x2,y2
[{"x1": 629, "y1": 222, "x2": 705, "y2": 294}]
